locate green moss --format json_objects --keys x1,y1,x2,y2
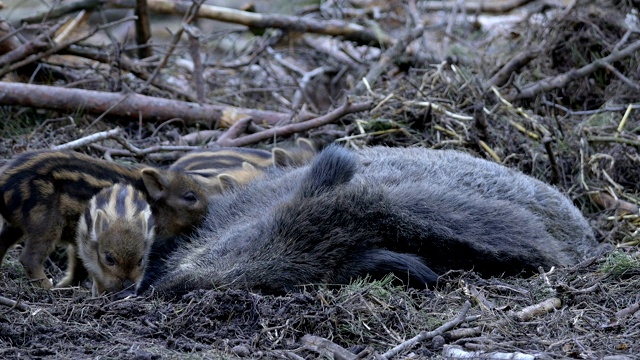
[{"x1": 600, "y1": 251, "x2": 640, "y2": 277}]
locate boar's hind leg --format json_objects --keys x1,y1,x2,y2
[
  {"x1": 19, "y1": 227, "x2": 63, "y2": 289},
  {"x1": 352, "y1": 249, "x2": 438, "y2": 288},
  {"x1": 0, "y1": 224, "x2": 23, "y2": 267}
]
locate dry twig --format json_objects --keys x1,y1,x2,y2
[
  {"x1": 0, "y1": 16, "x2": 137, "y2": 78},
  {"x1": 484, "y1": 47, "x2": 542, "y2": 90},
  {"x1": 139, "y1": 0, "x2": 203, "y2": 93},
  {"x1": 51, "y1": 127, "x2": 123, "y2": 151},
  {"x1": 184, "y1": 23, "x2": 204, "y2": 103},
  {"x1": 381, "y1": 301, "x2": 472, "y2": 359},
  {"x1": 353, "y1": 26, "x2": 424, "y2": 95},
  {"x1": 61, "y1": 46, "x2": 193, "y2": 100},
  {"x1": 420, "y1": 0, "x2": 535, "y2": 13},
  {"x1": 0, "y1": 21, "x2": 61, "y2": 67},
  {"x1": 216, "y1": 100, "x2": 375, "y2": 147},
  {"x1": 511, "y1": 39, "x2": 640, "y2": 101}
]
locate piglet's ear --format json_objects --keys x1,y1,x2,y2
[
  {"x1": 93, "y1": 209, "x2": 109, "y2": 238},
  {"x1": 242, "y1": 162, "x2": 256, "y2": 171},
  {"x1": 141, "y1": 168, "x2": 168, "y2": 201},
  {"x1": 272, "y1": 147, "x2": 293, "y2": 167},
  {"x1": 296, "y1": 138, "x2": 316, "y2": 154},
  {"x1": 217, "y1": 173, "x2": 240, "y2": 191}
]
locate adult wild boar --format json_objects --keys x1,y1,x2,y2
[{"x1": 141, "y1": 145, "x2": 598, "y2": 296}]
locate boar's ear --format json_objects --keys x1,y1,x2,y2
[
  {"x1": 93, "y1": 209, "x2": 110, "y2": 238},
  {"x1": 217, "y1": 173, "x2": 240, "y2": 191},
  {"x1": 141, "y1": 168, "x2": 169, "y2": 201},
  {"x1": 272, "y1": 147, "x2": 293, "y2": 167},
  {"x1": 298, "y1": 145, "x2": 357, "y2": 198}
]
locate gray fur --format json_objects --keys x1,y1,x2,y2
[{"x1": 143, "y1": 145, "x2": 598, "y2": 296}]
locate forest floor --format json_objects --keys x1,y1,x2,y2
[{"x1": 1, "y1": 0, "x2": 640, "y2": 358}]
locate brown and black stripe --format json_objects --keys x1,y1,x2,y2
[
  {"x1": 169, "y1": 148, "x2": 274, "y2": 177},
  {"x1": 0, "y1": 151, "x2": 144, "y2": 226},
  {"x1": 168, "y1": 140, "x2": 318, "y2": 193},
  {"x1": 0, "y1": 149, "x2": 208, "y2": 288}
]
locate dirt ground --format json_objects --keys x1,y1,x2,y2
[{"x1": 1, "y1": 0, "x2": 640, "y2": 359}]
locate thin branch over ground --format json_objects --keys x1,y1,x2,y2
[
  {"x1": 215, "y1": 100, "x2": 375, "y2": 147},
  {"x1": 510, "y1": 39, "x2": 640, "y2": 101}
]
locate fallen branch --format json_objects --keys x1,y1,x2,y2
[
  {"x1": 353, "y1": 26, "x2": 424, "y2": 95},
  {"x1": 442, "y1": 345, "x2": 536, "y2": 360},
  {"x1": 22, "y1": 0, "x2": 394, "y2": 46},
  {"x1": 0, "y1": 295, "x2": 30, "y2": 312},
  {"x1": 0, "y1": 21, "x2": 61, "y2": 67},
  {"x1": 513, "y1": 297, "x2": 561, "y2": 322},
  {"x1": 615, "y1": 302, "x2": 640, "y2": 321},
  {"x1": 0, "y1": 20, "x2": 24, "y2": 57},
  {"x1": 184, "y1": 23, "x2": 204, "y2": 102},
  {"x1": 420, "y1": 0, "x2": 535, "y2": 13},
  {"x1": 216, "y1": 100, "x2": 375, "y2": 147},
  {"x1": 51, "y1": 127, "x2": 123, "y2": 151},
  {"x1": 445, "y1": 326, "x2": 482, "y2": 341},
  {"x1": 216, "y1": 116, "x2": 253, "y2": 145},
  {"x1": 300, "y1": 335, "x2": 356, "y2": 360},
  {"x1": 180, "y1": 130, "x2": 222, "y2": 145},
  {"x1": 542, "y1": 136, "x2": 559, "y2": 185},
  {"x1": 0, "y1": 82, "x2": 290, "y2": 127},
  {"x1": 511, "y1": 39, "x2": 640, "y2": 101},
  {"x1": 381, "y1": 301, "x2": 472, "y2": 359},
  {"x1": 108, "y1": 0, "x2": 393, "y2": 47},
  {"x1": 483, "y1": 47, "x2": 542, "y2": 90}
]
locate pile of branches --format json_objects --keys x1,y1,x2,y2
[{"x1": 1, "y1": 0, "x2": 638, "y2": 151}]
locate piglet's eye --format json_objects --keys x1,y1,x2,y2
[
  {"x1": 104, "y1": 253, "x2": 116, "y2": 266},
  {"x1": 183, "y1": 191, "x2": 197, "y2": 203}
]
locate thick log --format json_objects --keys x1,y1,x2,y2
[{"x1": 0, "y1": 82, "x2": 289, "y2": 127}]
